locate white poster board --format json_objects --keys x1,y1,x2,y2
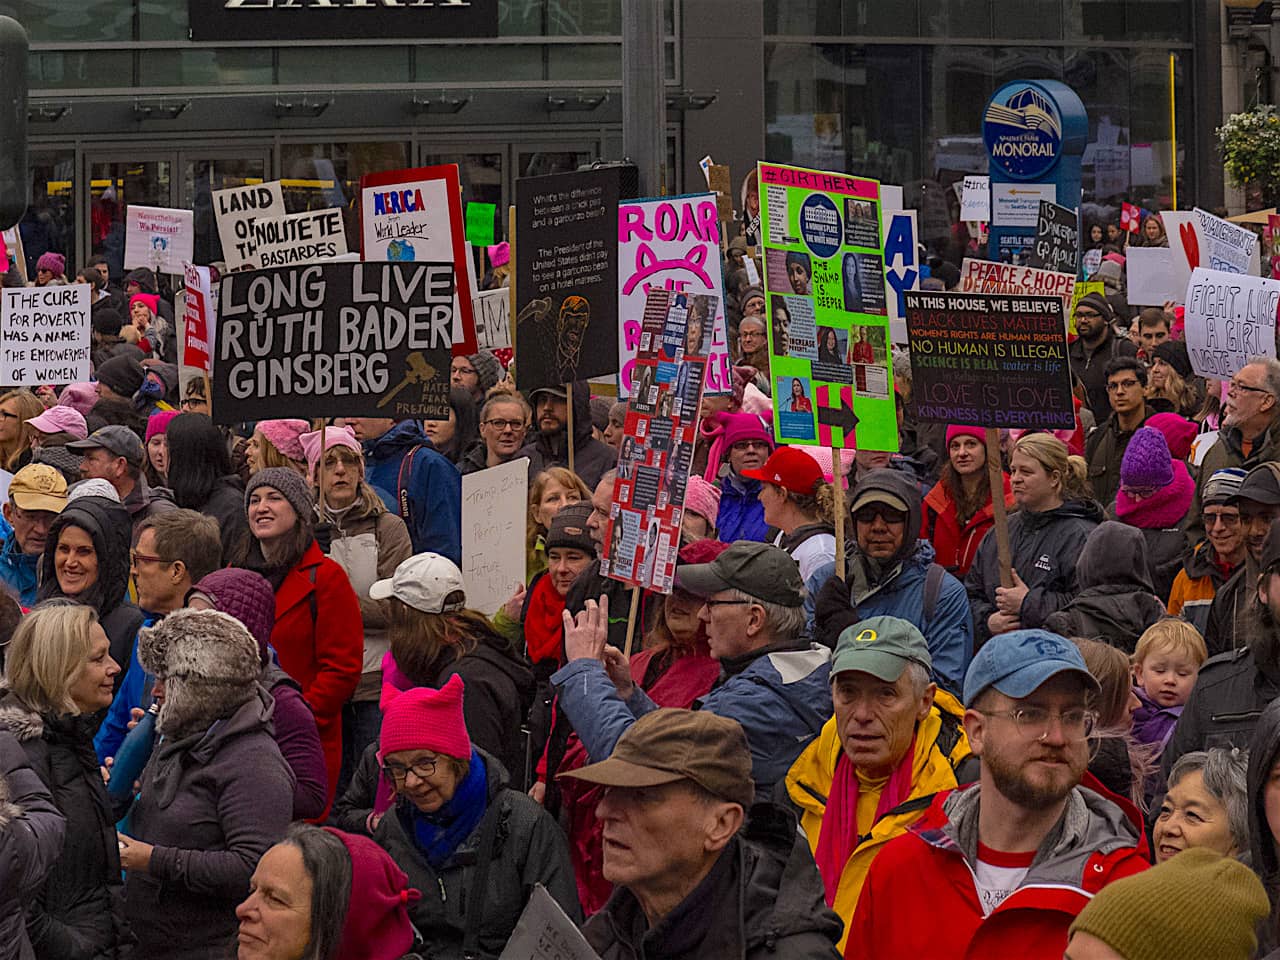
[
  {"x1": 991, "y1": 182, "x2": 1056, "y2": 228},
  {"x1": 884, "y1": 209, "x2": 919, "y2": 342},
  {"x1": 960, "y1": 175, "x2": 990, "y2": 223},
  {"x1": 124, "y1": 206, "x2": 194, "y2": 275},
  {"x1": 253, "y1": 208, "x2": 349, "y2": 269},
  {"x1": 212, "y1": 181, "x2": 286, "y2": 272},
  {"x1": 499, "y1": 884, "x2": 601, "y2": 960},
  {"x1": 1183, "y1": 267, "x2": 1280, "y2": 379},
  {"x1": 461, "y1": 457, "x2": 529, "y2": 617},
  {"x1": 472, "y1": 287, "x2": 512, "y2": 351},
  {"x1": 1194, "y1": 206, "x2": 1259, "y2": 275},
  {"x1": 1125, "y1": 247, "x2": 1176, "y2": 307},
  {"x1": 0, "y1": 283, "x2": 92, "y2": 385}
]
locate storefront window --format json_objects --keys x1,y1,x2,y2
[
  {"x1": 18, "y1": 152, "x2": 75, "y2": 280},
  {"x1": 140, "y1": 49, "x2": 273, "y2": 87},
  {"x1": 88, "y1": 159, "x2": 172, "y2": 282},
  {"x1": 280, "y1": 142, "x2": 410, "y2": 252},
  {"x1": 0, "y1": 0, "x2": 132, "y2": 43}
]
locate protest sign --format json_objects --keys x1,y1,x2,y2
[
  {"x1": 1068, "y1": 280, "x2": 1104, "y2": 335},
  {"x1": 707, "y1": 163, "x2": 734, "y2": 221},
  {"x1": 1, "y1": 228, "x2": 23, "y2": 282},
  {"x1": 251, "y1": 208, "x2": 348, "y2": 269},
  {"x1": 461, "y1": 457, "x2": 528, "y2": 617},
  {"x1": 182, "y1": 262, "x2": 214, "y2": 374},
  {"x1": 499, "y1": 884, "x2": 601, "y2": 960},
  {"x1": 210, "y1": 261, "x2": 454, "y2": 424},
  {"x1": 1082, "y1": 248, "x2": 1102, "y2": 278},
  {"x1": 618, "y1": 193, "x2": 730, "y2": 397},
  {"x1": 883, "y1": 208, "x2": 919, "y2": 342},
  {"x1": 758, "y1": 162, "x2": 895, "y2": 451},
  {"x1": 960, "y1": 176, "x2": 990, "y2": 222},
  {"x1": 605, "y1": 288, "x2": 711, "y2": 595},
  {"x1": 904, "y1": 290, "x2": 1073, "y2": 430},
  {"x1": 1270, "y1": 214, "x2": 1280, "y2": 279},
  {"x1": 992, "y1": 183, "x2": 1057, "y2": 230},
  {"x1": 465, "y1": 202, "x2": 497, "y2": 247},
  {"x1": 0, "y1": 284, "x2": 91, "y2": 386},
  {"x1": 1183, "y1": 267, "x2": 1280, "y2": 379},
  {"x1": 360, "y1": 164, "x2": 477, "y2": 357},
  {"x1": 1125, "y1": 247, "x2": 1176, "y2": 306},
  {"x1": 1028, "y1": 201, "x2": 1078, "y2": 275},
  {"x1": 124, "y1": 206, "x2": 194, "y2": 275},
  {"x1": 472, "y1": 287, "x2": 512, "y2": 351},
  {"x1": 212, "y1": 181, "x2": 286, "y2": 272},
  {"x1": 958, "y1": 258, "x2": 1076, "y2": 313},
  {"x1": 1194, "y1": 207, "x2": 1258, "y2": 275},
  {"x1": 515, "y1": 166, "x2": 623, "y2": 390}
]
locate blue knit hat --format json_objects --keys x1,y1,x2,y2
[{"x1": 1120, "y1": 427, "x2": 1173, "y2": 495}]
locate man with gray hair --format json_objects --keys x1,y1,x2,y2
[
  {"x1": 1187, "y1": 355, "x2": 1280, "y2": 546},
  {"x1": 555, "y1": 541, "x2": 832, "y2": 799}
]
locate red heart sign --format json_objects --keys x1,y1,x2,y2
[{"x1": 1179, "y1": 221, "x2": 1200, "y2": 271}]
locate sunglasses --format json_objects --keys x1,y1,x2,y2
[{"x1": 853, "y1": 504, "x2": 907, "y2": 526}]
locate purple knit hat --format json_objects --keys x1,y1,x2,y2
[
  {"x1": 1120, "y1": 426, "x2": 1173, "y2": 495},
  {"x1": 193, "y1": 568, "x2": 277, "y2": 664},
  {"x1": 257, "y1": 419, "x2": 310, "y2": 463}
]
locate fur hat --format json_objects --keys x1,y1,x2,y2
[
  {"x1": 465, "y1": 349, "x2": 503, "y2": 394},
  {"x1": 245, "y1": 467, "x2": 314, "y2": 525},
  {"x1": 1120, "y1": 427, "x2": 1173, "y2": 494},
  {"x1": 138, "y1": 608, "x2": 262, "y2": 736}
]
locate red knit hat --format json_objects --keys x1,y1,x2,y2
[
  {"x1": 321, "y1": 828, "x2": 421, "y2": 960},
  {"x1": 378, "y1": 674, "x2": 471, "y2": 762}
]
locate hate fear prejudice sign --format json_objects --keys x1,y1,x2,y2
[
  {"x1": 210, "y1": 261, "x2": 454, "y2": 424},
  {"x1": 904, "y1": 290, "x2": 1073, "y2": 430}
]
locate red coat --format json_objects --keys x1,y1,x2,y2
[
  {"x1": 271, "y1": 541, "x2": 363, "y2": 813},
  {"x1": 921, "y1": 473, "x2": 1014, "y2": 578},
  {"x1": 844, "y1": 777, "x2": 1148, "y2": 960}
]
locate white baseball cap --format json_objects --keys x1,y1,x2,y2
[{"x1": 369, "y1": 552, "x2": 467, "y2": 614}]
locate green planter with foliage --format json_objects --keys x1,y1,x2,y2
[{"x1": 1219, "y1": 104, "x2": 1280, "y2": 207}]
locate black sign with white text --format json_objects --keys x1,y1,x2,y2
[
  {"x1": 211, "y1": 261, "x2": 454, "y2": 424},
  {"x1": 188, "y1": 0, "x2": 498, "y2": 42}
]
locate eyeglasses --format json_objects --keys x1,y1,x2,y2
[
  {"x1": 979, "y1": 707, "x2": 1097, "y2": 741},
  {"x1": 482, "y1": 418, "x2": 525, "y2": 431},
  {"x1": 1074, "y1": 310, "x2": 1101, "y2": 320},
  {"x1": 0, "y1": 411, "x2": 19, "y2": 421},
  {"x1": 180, "y1": 398, "x2": 205, "y2": 409},
  {"x1": 702, "y1": 599, "x2": 755, "y2": 610},
  {"x1": 1228, "y1": 379, "x2": 1271, "y2": 397},
  {"x1": 731, "y1": 439, "x2": 770, "y2": 451},
  {"x1": 1204, "y1": 510, "x2": 1241, "y2": 528},
  {"x1": 382, "y1": 757, "x2": 438, "y2": 784},
  {"x1": 451, "y1": 365, "x2": 477, "y2": 377},
  {"x1": 130, "y1": 550, "x2": 171, "y2": 567},
  {"x1": 1105, "y1": 379, "x2": 1140, "y2": 392},
  {"x1": 853, "y1": 505, "x2": 907, "y2": 526}
]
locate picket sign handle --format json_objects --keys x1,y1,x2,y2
[
  {"x1": 565, "y1": 381, "x2": 575, "y2": 475},
  {"x1": 985, "y1": 427, "x2": 1014, "y2": 589},
  {"x1": 317, "y1": 421, "x2": 328, "y2": 523},
  {"x1": 622, "y1": 586, "x2": 641, "y2": 658},
  {"x1": 833, "y1": 459, "x2": 846, "y2": 582}
]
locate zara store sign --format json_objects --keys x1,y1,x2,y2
[{"x1": 188, "y1": 0, "x2": 498, "y2": 41}]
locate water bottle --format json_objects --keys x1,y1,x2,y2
[{"x1": 107, "y1": 703, "x2": 158, "y2": 803}]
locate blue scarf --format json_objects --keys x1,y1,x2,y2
[{"x1": 407, "y1": 750, "x2": 488, "y2": 870}]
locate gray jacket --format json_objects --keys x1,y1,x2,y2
[
  {"x1": 0, "y1": 730, "x2": 65, "y2": 960},
  {"x1": 122, "y1": 686, "x2": 294, "y2": 960}
]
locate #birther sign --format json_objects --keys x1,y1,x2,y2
[
  {"x1": 1183, "y1": 267, "x2": 1280, "y2": 379},
  {"x1": 904, "y1": 290, "x2": 1073, "y2": 431},
  {"x1": 210, "y1": 261, "x2": 454, "y2": 424},
  {"x1": 0, "y1": 284, "x2": 92, "y2": 385},
  {"x1": 188, "y1": 0, "x2": 498, "y2": 42}
]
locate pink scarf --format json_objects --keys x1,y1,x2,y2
[
  {"x1": 813, "y1": 734, "x2": 916, "y2": 906},
  {"x1": 1115, "y1": 460, "x2": 1194, "y2": 530}
]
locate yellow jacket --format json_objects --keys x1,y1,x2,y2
[{"x1": 783, "y1": 688, "x2": 973, "y2": 952}]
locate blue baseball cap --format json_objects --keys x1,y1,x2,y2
[{"x1": 962, "y1": 629, "x2": 1100, "y2": 708}]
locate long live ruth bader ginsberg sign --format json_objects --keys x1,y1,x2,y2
[{"x1": 209, "y1": 261, "x2": 455, "y2": 424}]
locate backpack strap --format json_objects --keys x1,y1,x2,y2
[
  {"x1": 923, "y1": 562, "x2": 945, "y2": 624},
  {"x1": 461, "y1": 796, "x2": 503, "y2": 960},
  {"x1": 397, "y1": 444, "x2": 424, "y2": 532},
  {"x1": 308, "y1": 564, "x2": 318, "y2": 627}
]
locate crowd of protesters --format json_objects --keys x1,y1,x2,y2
[{"x1": 1, "y1": 214, "x2": 1280, "y2": 960}]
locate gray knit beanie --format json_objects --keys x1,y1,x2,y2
[
  {"x1": 467, "y1": 349, "x2": 503, "y2": 394},
  {"x1": 245, "y1": 466, "x2": 314, "y2": 524}
]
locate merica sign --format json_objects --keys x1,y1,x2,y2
[
  {"x1": 983, "y1": 83, "x2": 1064, "y2": 181},
  {"x1": 187, "y1": 0, "x2": 499, "y2": 42}
]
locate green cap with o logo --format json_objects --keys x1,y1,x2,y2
[{"x1": 831, "y1": 615, "x2": 932, "y2": 683}]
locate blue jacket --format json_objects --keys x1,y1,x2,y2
[
  {"x1": 363, "y1": 421, "x2": 462, "y2": 565},
  {"x1": 0, "y1": 516, "x2": 38, "y2": 607},
  {"x1": 805, "y1": 540, "x2": 973, "y2": 696},
  {"x1": 716, "y1": 473, "x2": 768, "y2": 543},
  {"x1": 553, "y1": 643, "x2": 832, "y2": 800},
  {"x1": 94, "y1": 613, "x2": 158, "y2": 763}
]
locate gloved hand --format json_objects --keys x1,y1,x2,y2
[
  {"x1": 814, "y1": 574, "x2": 858, "y2": 650},
  {"x1": 313, "y1": 521, "x2": 334, "y2": 554}
]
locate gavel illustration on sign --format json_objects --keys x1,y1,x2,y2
[{"x1": 378, "y1": 352, "x2": 437, "y2": 409}]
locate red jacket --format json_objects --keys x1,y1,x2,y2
[
  {"x1": 271, "y1": 541, "x2": 363, "y2": 813},
  {"x1": 844, "y1": 776, "x2": 1148, "y2": 960},
  {"x1": 921, "y1": 473, "x2": 1014, "y2": 578}
]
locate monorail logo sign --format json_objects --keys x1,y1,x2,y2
[
  {"x1": 188, "y1": 0, "x2": 498, "y2": 41},
  {"x1": 982, "y1": 84, "x2": 1064, "y2": 181}
]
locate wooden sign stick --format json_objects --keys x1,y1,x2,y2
[
  {"x1": 622, "y1": 586, "x2": 642, "y2": 658},
  {"x1": 985, "y1": 427, "x2": 1013, "y2": 589}
]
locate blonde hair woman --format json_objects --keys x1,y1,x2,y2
[
  {"x1": 0, "y1": 389, "x2": 45, "y2": 472},
  {"x1": 965, "y1": 432, "x2": 1103, "y2": 645},
  {"x1": 0, "y1": 601, "x2": 130, "y2": 957},
  {"x1": 525, "y1": 466, "x2": 591, "y2": 582}
]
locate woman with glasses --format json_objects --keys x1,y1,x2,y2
[
  {"x1": 0, "y1": 388, "x2": 45, "y2": 472},
  {"x1": 37, "y1": 494, "x2": 143, "y2": 699},
  {"x1": 461, "y1": 393, "x2": 529, "y2": 475},
  {"x1": 965, "y1": 433, "x2": 1103, "y2": 647},
  {"x1": 373, "y1": 676, "x2": 578, "y2": 959}
]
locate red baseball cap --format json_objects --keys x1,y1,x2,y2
[{"x1": 740, "y1": 446, "x2": 824, "y2": 494}]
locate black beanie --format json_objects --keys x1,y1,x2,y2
[
  {"x1": 94, "y1": 355, "x2": 145, "y2": 398},
  {"x1": 92, "y1": 307, "x2": 124, "y2": 337}
]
